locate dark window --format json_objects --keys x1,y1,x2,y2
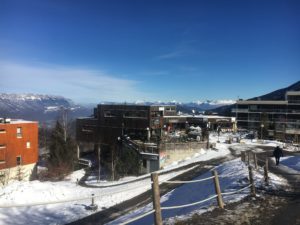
[
  {"x1": 16, "y1": 156, "x2": 22, "y2": 165},
  {"x1": 0, "y1": 129, "x2": 6, "y2": 133},
  {"x1": 142, "y1": 159, "x2": 147, "y2": 168},
  {"x1": 124, "y1": 110, "x2": 147, "y2": 118}
]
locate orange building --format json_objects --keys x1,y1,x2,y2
[{"x1": 0, "y1": 118, "x2": 38, "y2": 184}]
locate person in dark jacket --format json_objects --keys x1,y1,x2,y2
[{"x1": 273, "y1": 146, "x2": 283, "y2": 165}]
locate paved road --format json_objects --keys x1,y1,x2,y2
[{"x1": 255, "y1": 149, "x2": 300, "y2": 224}]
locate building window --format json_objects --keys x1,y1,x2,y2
[
  {"x1": 26, "y1": 142, "x2": 31, "y2": 148},
  {"x1": 0, "y1": 146, "x2": 5, "y2": 163},
  {"x1": 17, "y1": 127, "x2": 22, "y2": 138},
  {"x1": 16, "y1": 156, "x2": 22, "y2": 165},
  {"x1": 142, "y1": 159, "x2": 147, "y2": 168},
  {"x1": 0, "y1": 129, "x2": 6, "y2": 134},
  {"x1": 104, "y1": 110, "x2": 118, "y2": 117}
]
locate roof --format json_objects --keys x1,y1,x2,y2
[
  {"x1": 0, "y1": 118, "x2": 38, "y2": 124},
  {"x1": 237, "y1": 100, "x2": 288, "y2": 105},
  {"x1": 163, "y1": 115, "x2": 233, "y2": 119}
]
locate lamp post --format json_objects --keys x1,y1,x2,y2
[
  {"x1": 207, "y1": 122, "x2": 211, "y2": 149},
  {"x1": 146, "y1": 127, "x2": 150, "y2": 142},
  {"x1": 97, "y1": 144, "x2": 101, "y2": 183},
  {"x1": 260, "y1": 124, "x2": 264, "y2": 140},
  {"x1": 217, "y1": 125, "x2": 221, "y2": 143}
]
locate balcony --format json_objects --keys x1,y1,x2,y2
[
  {"x1": 285, "y1": 129, "x2": 300, "y2": 135},
  {"x1": 232, "y1": 109, "x2": 249, "y2": 113}
]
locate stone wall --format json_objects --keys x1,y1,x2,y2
[
  {"x1": 0, "y1": 163, "x2": 36, "y2": 186},
  {"x1": 159, "y1": 141, "x2": 208, "y2": 169}
]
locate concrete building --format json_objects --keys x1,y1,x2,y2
[
  {"x1": 233, "y1": 91, "x2": 300, "y2": 142},
  {"x1": 76, "y1": 104, "x2": 177, "y2": 174},
  {"x1": 0, "y1": 118, "x2": 38, "y2": 185},
  {"x1": 76, "y1": 104, "x2": 235, "y2": 174}
]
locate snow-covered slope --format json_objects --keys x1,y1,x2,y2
[{"x1": 0, "y1": 93, "x2": 92, "y2": 122}]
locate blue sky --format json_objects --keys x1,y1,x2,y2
[{"x1": 0, "y1": 0, "x2": 299, "y2": 103}]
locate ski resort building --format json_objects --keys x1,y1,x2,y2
[
  {"x1": 233, "y1": 91, "x2": 300, "y2": 143},
  {"x1": 76, "y1": 104, "x2": 177, "y2": 174},
  {"x1": 76, "y1": 104, "x2": 235, "y2": 175},
  {"x1": 0, "y1": 118, "x2": 38, "y2": 185}
]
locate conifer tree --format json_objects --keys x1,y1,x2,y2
[{"x1": 48, "y1": 121, "x2": 76, "y2": 178}]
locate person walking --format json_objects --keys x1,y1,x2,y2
[{"x1": 273, "y1": 146, "x2": 283, "y2": 165}]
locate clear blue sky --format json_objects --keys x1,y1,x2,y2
[{"x1": 0, "y1": 0, "x2": 299, "y2": 103}]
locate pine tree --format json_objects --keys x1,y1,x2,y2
[{"x1": 48, "y1": 121, "x2": 76, "y2": 178}]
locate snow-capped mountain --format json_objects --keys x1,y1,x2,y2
[
  {"x1": 132, "y1": 99, "x2": 235, "y2": 112},
  {"x1": 0, "y1": 93, "x2": 92, "y2": 122},
  {"x1": 0, "y1": 93, "x2": 236, "y2": 122}
]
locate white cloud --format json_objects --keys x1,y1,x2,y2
[
  {"x1": 157, "y1": 50, "x2": 184, "y2": 59},
  {"x1": 0, "y1": 61, "x2": 147, "y2": 103}
]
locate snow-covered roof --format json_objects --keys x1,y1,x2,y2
[{"x1": 0, "y1": 118, "x2": 37, "y2": 124}]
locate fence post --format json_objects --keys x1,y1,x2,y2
[
  {"x1": 264, "y1": 158, "x2": 269, "y2": 186},
  {"x1": 248, "y1": 166, "x2": 256, "y2": 197},
  {"x1": 212, "y1": 170, "x2": 224, "y2": 209},
  {"x1": 247, "y1": 151, "x2": 251, "y2": 165},
  {"x1": 241, "y1": 151, "x2": 246, "y2": 162},
  {"x1": 151, "y1": 173, "x2": 163, "y2": 225},
  {"x1": 253, "y1": 153, "x2": 258, "y2": 169}
]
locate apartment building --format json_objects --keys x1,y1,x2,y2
[
  {"x1": 76, "y1": 104, "x2": 177, "y2": 173},
  {"x1": 0, "y1": 118, "x2": 38, "y2": 184},
  {"x1": 233, "y1": 91, "x2": 300, "y2": 142}
]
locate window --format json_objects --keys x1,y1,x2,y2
[
  {"x1": 104, "y1": 110, "x2": 118, "y2": 117},
  {"x1": 124, "y1": 110, "x2": 147, "y2": 118},
  {"x1": 142, "y1": 159, "x2": 147, "y2": 168},
  {"x1": 26, "y1": 142, "x2": 31, "y2": 148},
  {"x1": 0, "y1": 146, "x2": 5, "y2": 163},
  {"x1": 0, "y1": 129, "x2": 6, "y2": 134},
  {"x1": 16, "y1": 156, "x2": 22, "y2": 165},
  {"x1": 17, "y1": 127, "x2": 22, "y2": 138}
]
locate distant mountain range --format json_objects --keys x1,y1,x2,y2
[
  {"x1": 213, "y1": 80, "x2": 300, "y2": 116},
  {"x1": 2, "y1": 81, "x2": 298, "y2": 123},
  {"x1": 132, "y1": 99, "x2": 236, "y2": 113},
  {"x1": 0, "y1": 93, "x2": 234, "y2": 122},
  {"x1": 0, "y1": 93, "x2": 93, "y2": 122}
]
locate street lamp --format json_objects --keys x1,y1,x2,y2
[
  {"x1": 207, "y1": 122, "x2": 211, "y2": 149},
  {"x1": 146, "y1": 127, "x2": 150, "y2": 142},
  {"x1": 260, "y1": 124, "x2": 264, "y2": 140},
  {"x1": 217, "y1": 125, "x2": 221, "y2": 143}
]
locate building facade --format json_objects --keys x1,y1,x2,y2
[
  {"x1": 0, "y1": 119, "x2": 38, "y2": 185},
  {"x1": 76, "y1": 104, "x2": 236, "y2": 174},
  {"x1": 76, "y1": 104, "x2": 177, "y2": 174},
  {"x1": 233, "y1": 91, "x2": 300, "y2": 142}
]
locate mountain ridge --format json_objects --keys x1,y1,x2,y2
[
  {"x1": 0, "y1": 93, "x2": 234, "y2": 121},
  {"x1": 0, "y1": 93, "x2": 92, "y2": 122}
]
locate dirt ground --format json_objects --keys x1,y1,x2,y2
[{"x1": 173, "y1": 193, "x2": 300, "y2": 225}]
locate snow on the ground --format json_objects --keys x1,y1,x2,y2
[
  {"x1": 106, "y1": 158, "x2": 287, "y2": 225},
  {"x1": 0, "y1": 139, "x2": 229, "y2": 225},
  {"x1": 274, "y1": 156, "x2": 300, "y2": 172},
  {"x1": 0, "y1": 132, "x2": 298, "y2": 225}
]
